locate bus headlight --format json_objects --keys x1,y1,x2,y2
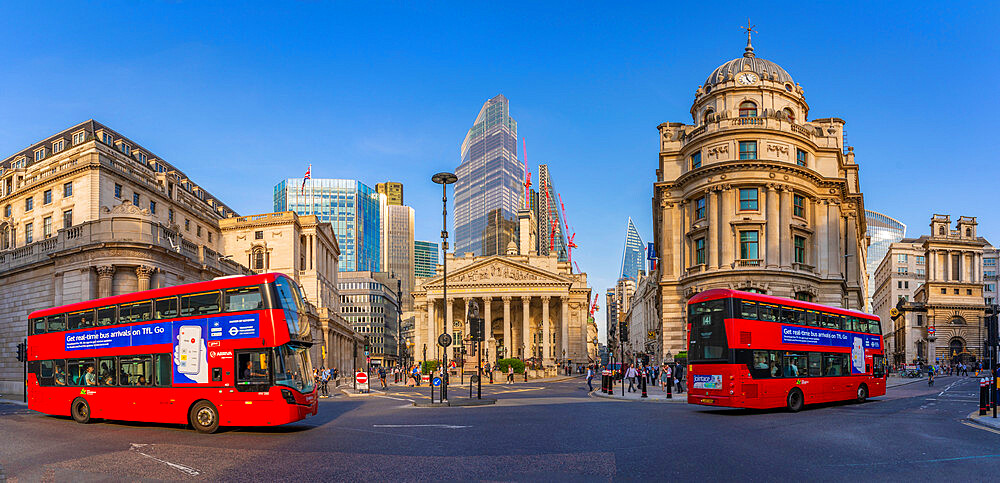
[{"x1": 280, "y1": 388, "x2": 296, "y2": 404}]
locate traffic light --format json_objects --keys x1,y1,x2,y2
[
  {"x1": 16, "y1": 342, "x2": 26, "y2": 363},
  {"x1": 363, "y1": 336, "x2": 371, "y2": 353}
]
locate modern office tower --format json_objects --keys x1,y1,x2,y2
[
  {"x1": 865, "y1": 210, "x2": 906, "y2": 310},
  {"x1": 376, "y1": 182, "x2": 403, "y2": 206},
  {"x1": 414, "y1": 240, "x2": 439, "y2": 278},
  {"x1": 536, "y1": 164, "x2": 568, "y2": 261},
  {"x1": 620, "y1": 217, "x2": 645, "y2": 281},
  {"x1": 338, "y1": 271, "x2": 401, "y2": 367},
  {"x1": 454, "y1": 94, "x2": 524, "y2": 257},
  {"x1": 381, "y1": 204, "x2": 415, "y2": 311},
  {"x1": 274, "y1": 178, "x2": 383, "y2": 272}
]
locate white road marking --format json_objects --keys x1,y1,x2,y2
[
  {"x1": 376, "y1": 395, "x2": 415, "y2": 403},
  {"x1": 129, "y1": 444, "x2": 200, "y2": 476},
  {"x1": 373, "y1": 424, "x2": 469, "y2": 429}
]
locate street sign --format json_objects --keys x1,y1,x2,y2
[
  {"x1": 438, "y1": 333, "x2": 453, "y2": 347},
  {"x1": 355, "y1": 371, "x2": 369, "y2": 392},
  {"x1": 432, "y1": 377, "x2": 442, "y2": 387},
  {"x1": 928, "y1": 326, "x2": 936, "y2": 335}
]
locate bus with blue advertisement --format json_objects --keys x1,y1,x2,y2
[
  {"x1": 686, "y1": 289, "x2": 887, "y2": 412},
  {"x1": 25, "y1": 273, "x2": 317, "y2": 433}
]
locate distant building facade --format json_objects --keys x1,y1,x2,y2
[
  {"x1": 620, "y1": 217, "x2": 645, "y2": 281},
  {"x1": 865, "y1": 210, "x2": 906, "y2": 310},
  {"x1": 338, "y1": 271, "x2": 401, "y2": 367},
  {"x1": 454, "y1": 94, "x2": 524, "y2": 257},
  {"x1": 381, "y1": 204, "x2": 414, "y2": 311},
  {"x1": 414, "y1": 240, "x2": 438, "y2": 278},
  {"x1": 536, "y1": 164, "x2": 568, "y2": 262},
  {"x1": 376, "y1": 181, "x2": 403, "y2": 206},
  {"x1": 625, "y1": 271, "x2": 661, "y2": 364},
  {"x1": 0, "y1": 120, "x2": 249, "y2": 395},
  {"x1": 274, "y1": 178, "x2": 383, "y2": 272}
]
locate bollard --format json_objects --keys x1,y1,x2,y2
[
  {"x1": 524, "y1": 369, "x2": 528, "y2": 382},
  {"x1": 981, "y1": 377, "x2": 989, "y2": 416},
  {"x1": 604, "y1": 374, "x2": 609, "y2": 394},
  {"x1": 608, "y1": 373, "x2": 614, "y2": 394},
  {"x1": 667, "y1": 373, "x2": 673, "y2": 399},
  {"x1": 641, "y1": 373, "x2": 648, "y2": 398}
]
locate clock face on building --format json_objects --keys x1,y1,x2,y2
[{"x1": 737, "y1": 72, "x2": 759, "y2": 85}]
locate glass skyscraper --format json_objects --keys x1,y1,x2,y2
[
  {"x1": 414, "y1": 240, "x2": 439, "y2": 278},
  {"x1": 865, "y1": 210, "x2": 906, "y2": 310},
  {"x1": 537, "y1": 164, "x2": 568, "y2": 262},
  {"x1": 454, "y1": 94, "x2": 524, "y2": 257},
  {"x1": 620, "y1": 217, "x2": 645, "y2": 281},
  {"x1": 274, "y1": 178, "x2": 383, "y2": 272}
]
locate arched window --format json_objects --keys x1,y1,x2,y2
[
  {"x1": 965, "y1": 228, "x2": 971, "y2": 237},
  {"x1": 938, "y1": 226, "x2": 945, "y2": 235},
  {"x1": 950, "y1": 316, "x2": 966, "y2": 325},
  {"x1": 794, "y1": 291, "x2": 813, "y2": 302},
  {"x1": 783, "y1": 108, "x2": 795, "y2": 122},
  {"x1": 252, "y1": 247, "x2": 265, "y2": 271},
  {"x1": 702, "y1": 109, "x2": 714, "y2": 124},
  {"x1": 739, "y1": 101, "x2": 757, "y2": 118}
]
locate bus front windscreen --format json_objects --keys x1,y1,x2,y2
[
  {"x1": 274, "y1": 343, "x2": 314, "y2": 393},
  {"x1": 689, "y1": 299, "x2": 729, "y2": 362}
]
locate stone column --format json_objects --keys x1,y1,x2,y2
[
  {"x1": 484, "y1": 297, "x2": 492, "y2": 342},
  {"x1": 816, "y1": 200, "x2": 829, "y2": 277},
  {"x1": 502, "y1": 296, "x2": 512, "y2": 359},
  {"x1": 720, "y1": 188, "x2": 734, "y2": 269},
  {"x1": 944, "y1": 251, "x2": 951, "y2": 282},
  {"x1": 136, "y1": 265, "x2": 155, "y2": 292},
  {"x1": 928, "y1": 249, "x2": 936, "y2": 281},
  {"x1": 96, "y1": 265, "x2": 115, "y2": 298},
  {"x1": 426, "y1": 298, "x2": 435, "y2": 362},
  {"x1": 542, "y1": 296, "x2": 552, "y2": 365},
  {"x1": 707, "y1": 190, "x2": 718, "y2": 269},
  {"x1": 830, "y1": 202, "x2": 842, "y2": 276},
  {"x1": 680, "y1": 200, "x2": 689, "y2": 271},
  {"x1": 779, "y1": 188, "x2": 792, "y2": 268},
  {"x1": 845, "y1": 213, "x2": 858, "y2": 284},
  {"x1": 561, "y1": 297, "x2": 569, "y2": 361},
  {"x1": 445, "y1": 297, "x2": 454, "y2": 360},
  {"x1": 522, "y1": 296, "x2": 531, "y2": 359},
  {"x1": 765, "y1": 185, "x2": 779, "y2": 268}
]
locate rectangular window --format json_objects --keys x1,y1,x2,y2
[
  {"x1": 225, "y1": 287, "x2": 263, "y2": 312},
  {"x1": 52, "y1": 139, "x2": 65, "y2": 153},
  {"x1": 782, "y1": 353, "x2": 807, "y2": 377},
  {"x1": 47, "y1": 314, "x2": 66, "y2": 332},
  {"x1": 96, "y1": 306, "x2": 116, "y2": 326},
  {"x1": 31, "y1": 317, "x2": 46, "y2": 335},
  {"x1": 119, "y1": 355, "x2": 152, "y2": 386},
  {"x1": 739, "y1": 188, "x2": 758, "y2": 211},
  {"x1": 804, "y1": 310, "x2": 820, "y2": 327},
  {"x1": 987, "y1": 284, "x2": 996, "y2": 292},
  {"x1": 98, "y1": 357, "x2": 117, "y2": 386},
  {"x1": 180, "y1": 291, "x2": 221, "y2": 317},
  {"x1": 196, "y1": 225, "x2": 202, "y2": 237},
  {"x1": 986, "y1": 259, "x2": 997, "y2": 267},
  {"x1": 60, "y1": 209, "x2": 72, "y2": 229},
  {"x1": 25, "y1": 223, "x2": 33, "y2": 244},
  {"x1": 236, "y1": 350, "x2": 271, "y2": 390},
  {"x1": 794, "y1": 235, "x2": 806, "y2": 263},
  {"x1": 119, "y1": 301, "x2": 153, "y2": 324},
  {"x1": 185, "y1": 219, "x2": 190, "y2": 231},
  {"x1": 168, "y1": 208, "x2": 174, "y2": 223},
  {"x1": 904, "y1": 281, "x2": 909, "y2": 289},
  {"x1": 748, "y1": 350, "x2": 778, "y2": 379},
  {"x1": 822, "y1": 314, "x2": 844, "y2": 330},
  {"x1": 916, "y1": 255, "x2": 926, "y2": 265},
  {"x1": 758, "y1": 303, "x2": 778, "y2": 322},
  {"x1": 155, "y1": 297, "x2": 178, "y2": 319},
  {"x1": 25, "y1": 197, "x2": 33, "y2": 211},
  {"x1": 133, "y1": 193, "x2": 140, "y2": 206},
  {"x1": 739, "y1": 300, "x2": 758, "y2": 320},
  {"x1": 897, "y1": 267, "x2": 908, "y2": 275},
  {"x1": 63, "y1": 182, "x2": 73, "y2": 197},
  {"x1": 4, "y1": 205, "x2": 10, "y2": 217},
  {"x1": 35, "y1": 148, "x2": 46, "y2": 161},
  {"x1": 68, "y1": 359, "x2": 95, "y2": 386},
  {"x1": 807, "y1": 353, "x2": 822, "y2": 377},
  {"x1": 780, "y1": 306, "x2": 805, "y2": 325},
  {"x1": 897, "y1": 254, "x2": 907, "y2": 263},
  {"x1": 43, "y1": 189, "x2": 52, "y2": 204},
  {"x1": 149, "y1": 201, "x2": 156, "y2": 214},
  {"x1": 72, "y1": 131, "x2": 86, "y2": 145},
  {"x1": 739, "y1": 230, "x2": 759, "y2": 259},
  {"x1": 255, "y1": 230, "x2": 264, "y2": 240},
  {"x1": 37, "y1": 360, "x2": 55, "y2": 386},
  {"x1": 793, "y1": 194, "x2": 804, "y2": 217},
  {"x1": 690, "y1": 151, "x2": 702, "y2": 169},
  {"x1": 42, "y1": 216, "x2": 52, "y2": 238},
  {"x1": 155, "y1": 354, "x2": 172, "y2": 386},
  {"x1": 739, "y1": 141, "x2": 757, "y2": 160},
  {"x1": 114, "y1": 184, "x2": 122, "y2": 199},
  {"x1": 796, "y1": 149, "x2": 807, "y2": 166},
  {"x1": 695, "y1": 237, "x2": 706, "y2": 265},
  {"x1": 695, "y1": 196, "x2": 706, "y2": 220},
  {"x1": 823, "y1": 353, "x2": 849, "y2": 376}
]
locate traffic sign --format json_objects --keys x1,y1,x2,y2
[
  {"x1": 355, "y1": 372, "x2": 369, "y2": 385},
  {"x1": 928, "y1": 326, "x2": 936, "y2": 335},
  {"x1": 432, "y1": 377, "x2": 442, "y2": 387},
  {"x1": 438, "y1": 333, "x2": 452, "y2": 347}
]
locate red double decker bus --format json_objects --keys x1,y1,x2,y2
[
  {"x1": 686, "y1": 289, "x2": 887, "y2": 411},
  {"x1": 26, "y1": 273, "x2": 317, "y2": 433}
]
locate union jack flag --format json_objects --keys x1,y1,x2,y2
[{"x1": 300, "y1": 164, "x2": 311, "y2": 194}]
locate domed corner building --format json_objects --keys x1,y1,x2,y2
[{"x1": 652, "y1": 35, "x2": 869, "y2": 358}]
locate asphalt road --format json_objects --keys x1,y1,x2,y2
[{"x1": 0, "y1": 376, "x2": 996, "y2": 481}]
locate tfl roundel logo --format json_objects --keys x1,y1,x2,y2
[{"x1": 228, "y1": 326, "x2": 239, "y2": 336}]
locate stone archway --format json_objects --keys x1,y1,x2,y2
[{"x1": 949, "y1": 337, "x2": 974, "y2": 364}]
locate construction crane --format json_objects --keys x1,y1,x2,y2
[
  {"x1": 573, "y1": 261, "x2": 582, "y2": 274},
  {"x1": 558, "y1": 193, "x2": 578, "y2": 267},
  {"x1": 522, "y1": 138, "x2": 531, "y2": 209},
  {"x1": 589, "y1": 293, "x2": 599, "y2": 318}
]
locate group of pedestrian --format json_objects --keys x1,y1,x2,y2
[{"x1": 311, "y1": 367, "x2": 332, "y2": 397}]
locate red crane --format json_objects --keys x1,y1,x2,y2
[
  {"x1": 558, "y1": 193, "x2": 577, "y2": 267},
  {"x1": 522, "y1": 138, "x2": 531, "y2": 209},
  {"x1": 589, "y1": 294, "x2": 599, "y2": 317}
]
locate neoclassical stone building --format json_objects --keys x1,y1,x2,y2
[
  {"x1": 411, "y1": 212, "x2": 593, "y2": 373},
  {"x1": 652, "y1": 37, "x2": 868, "y2": 358}
]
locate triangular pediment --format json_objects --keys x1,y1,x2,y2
[{"x1": 423, "y1": 256, "x2": 570, "y2": 289}]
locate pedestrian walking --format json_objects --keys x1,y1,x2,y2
[
  {"x1": 507, "y1": 365, "x2": 515, "y2": 384},
  {"x1": 378, "y1": 366, "x2": 387, "y2": 389},
  {"x1": 586, "y1": 366, "x2": 594, "y2": 391},
  {"x1": 661, "y1": 364, "x2": 672, "y2": 394},
  {"x1": 674, "y1": 363, "x2": 685, "y2": 393},
  {"x1": 320, "y1": 366, "x2": 331, "y2": 397},
  {"x1": 625, "y1": 365, "x2": 638, "y2": 392}
]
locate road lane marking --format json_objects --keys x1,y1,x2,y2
[
  {"x1": 129, "y1": 444, "x2": 200, "y2": 477},
  {"x1": 373, "y1": 424, "x2": 469, "y2": 429},
  {"x1": 376, "y1": 395, "x2": 415, "y2": 403}
]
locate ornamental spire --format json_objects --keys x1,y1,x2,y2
[{"x1": 740, "y1": 18, "x2": 757, "y2": 58}]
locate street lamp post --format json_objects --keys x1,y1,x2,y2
[{"x1": 432, "y1": 172, "x2": 458, "y2": 403}]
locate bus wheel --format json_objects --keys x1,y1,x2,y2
[
  {"x1": 786, "y1": 388, "x2": 804, "y2": 412},
  {"x1": 856, "y1": 384, "x2": 868, "y2": 403},
  {"x1": 71, "y1": 397, "x2": 91, "y2": 424},
  {"x1": 189, "y1": 400, "x2": 220, "y2": 434}
]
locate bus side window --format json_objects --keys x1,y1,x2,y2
[
  {"x1": 868, "y1": 319, "x2": 881, "y2": 335},
  {"x1": 804, "y1": 311, "x2": 818, "y2": 327},
  {"x1": 782, "y1": 307, "x2": 804, "y2": 325},
  {"x1": 739, "y1": 300, "x2": 757, "y2": 320},
  {"x1": 758, "y1": 304, "x2": 777, "y2": 322},
  {"x1": 181, "y1": 291, "x2": 221, "y2": 317},
  {"x1": 120, "y1": 355, "x2": 152, "y2": 386},
  {"x1": 98, "y1": 357, "x2": 117, "y2": 386},
  {"x1": 225, "y1": 287, "x2": 263, "y2": 313},
  {"x1": 67, "y1": 309, "x2": 95, "y2": 330},
  {"x1": 38, "y1": 360, "x2": 54, "y2": 386},
  {"x1": 120, "y1": 301, "x2": 153, "y2": 324},
  {"x1": 154, "y1": 354, "x2": 172, "y2": 387},
  {"x1": 155, "y1": 297, "x2": 178, "y2": 319},
  {"x1": 748, "y1": 350, "x2": 774, "y2": 378},
  {"x1": 96, "y1": 306, "x2": 116, "y2": 326},
  {"x1": 808, "y1": 353, "x2": 822, "y2": 376},
  {"x1": 47, "y1": 314, "x2": 66, "y2": 332},
  {"x1": 30, "y1": 318, "x2": 46, "y2": 335},
  {"x1": 67, "y1": 359, "x2": 94, "y2": 386}
]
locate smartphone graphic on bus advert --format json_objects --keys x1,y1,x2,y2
[{"x1": 178, "y1": 325, "x2": 202, "y2": 375}]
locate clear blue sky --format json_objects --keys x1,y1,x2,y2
[{"x1": 1, "y1": 2, "x2": 997, "y2": 343}]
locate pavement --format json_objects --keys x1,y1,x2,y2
[{"x1": 1, "y1": 375, "x2": 998, "y2": 480}]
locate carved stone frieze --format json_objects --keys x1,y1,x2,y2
[{"x1": 451, "y1": 263, "x2": 543, "y2": 283}]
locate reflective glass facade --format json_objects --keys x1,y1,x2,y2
[
  {"x1": 620, "y1": 217, "x2": 645, "y2": 281},
  {"x1": 454, "y1": 94, "x2": 524, "y2": 257},
  {"x1": 414, "y1": 240, "x2": 439, "y2": 278},
  {"x1": 274, "y1": 178, "x2": 382, "y2": 272},
  {"x1": 865, "y1": 210, "x2": 906, "y2": 310},
  {"x1": 537, "y1": 164, "x2": 568, "y2": 262}
]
